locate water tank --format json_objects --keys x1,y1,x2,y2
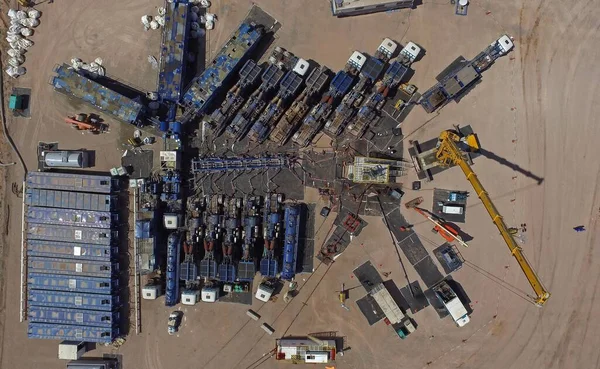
[
  {"x1": 170, "y1": 121, "x2": 182, "y2": 134},
  {"x1": 44, "y1": 151, "x2": 84, "y2": 168},
  {"x1": 458, "y1": 0, "x2": 468, "y2": 5},
  {"x1": 159, "y1": 121, "x2": 169, "y2": 132}
]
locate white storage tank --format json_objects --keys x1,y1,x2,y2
[
  {"x1": 181, "y1": 289, "x2": 200, "y2": 305},
  {"x1": 142, "y1": 284, "x2": 163, "y2": 300},
  {"x1": 201, "y1": 286, "x2": 219, "y2": 302},
  {"x1": 43, "y1": 151, "x2": 89, "y2": 168}
]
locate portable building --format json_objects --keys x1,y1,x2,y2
[
  {"x1": 28, "y1": 322, "x2": 118, "y2": 343},
  {"x1": 28, "y1": 306, "x2": 119, "y2": 327},
  {"x1": 27, "y1": 240, "x2": 117, "y2": 261},
  {"x1": 28, "y1": 290, "x2": 120, "y2": 311},
  {"x1": 26, "y1": 171, "x2": 118, "y2": 194},
  {"x1": 28, "y1": 257, "x2": 118, "y2": 277},
  {"x1": 28, "y1": 273, "x2": 118, "y2": 294}
]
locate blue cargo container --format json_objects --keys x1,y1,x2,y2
[
  {"x1": 28, "y1": 322, "x2": 118, "y2": 343},
  {"x1": 51, "y1": 64, "x2": 144, "y2": 125},
  {"x1": 26, "y1": 171, "x2": 118, "y2": 194},
  {"x1": 28, "y1": 273, "x2": 117, "y2": 294},
  {"x1": 28, "y1": 306, "x2": 119, "y2": 327},
  {"x1": 26, "y1": 189, "x2": 117, "y2": 212},
  {"x1": 27, "y1": 240, "x2": 117, "y2": 261},
  {"x1": 28, "y1": 290, "x2": 120, "y2": 311},
  {"x1": 28, "y1": 257, "x2": 118, "y2": 277},
  {"x1": 27, "y1": 224, "x2": 116, "y2": 245},
  {"x1": 157, "y1": 0, "x2": 190, "y2": 105},
  {"x1": 27, "y1": 207, "x2": 117, "y2": 229},
  {"x1": 280, "y1": 204, "x2": 301, "y2": 280},
  {"x1": 182, "y1": 22, "x2": 264, "y2": 114}
]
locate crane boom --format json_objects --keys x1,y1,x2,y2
[{"x1": 435, "y1": 130, "x2": 550, "y2": 306}]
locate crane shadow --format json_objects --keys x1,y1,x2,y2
[{"x1": 478, "y1": 148, "x2": 544, "y2": 185}]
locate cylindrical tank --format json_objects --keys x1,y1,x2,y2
[
  {"x1": 159, "y1": 121, "x2": 169, "y2": 132},
  {"x1": 170, "y1": 121, "x2": 182, "y2": 134},
  {"x1": 44, "y1": 151, "x2": 83, "y2": 168}
]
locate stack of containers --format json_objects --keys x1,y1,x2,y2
[{"x1": 24, "y1": 172, "x2": 121, "y2": 344}]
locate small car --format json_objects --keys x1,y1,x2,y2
[{"x1": 167, "y1": 311, "x2": 183, "y2": 335}]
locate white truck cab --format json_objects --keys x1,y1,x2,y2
[{"x1": 496, "y1": 35, "x2": 514, "y2": 54}]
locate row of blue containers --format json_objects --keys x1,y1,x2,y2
[
  {"x1": 26, "y1": 172, "x2": 120, "y2": 194},
  {"x1": 27, "y1": 240, "x2": 118, "y2": 261},
  {"x1": 27, "y1": 223, "x2": 117, "y2": 246},
  {"x1": 26, "y1": 188, "x2": 118, "y2": 212},
  {"x1": 28, "y1": 273, "x2": 118, "y2": 294},
  {"x1": 28, "y1": 322, "x2": 118, "y2": 343},
  {"x1": 27, "y1": 206, "x2": 117, "y2": 229},
  {"x1": 25, "y1": 171, "x2": 122, "y2": 344}
]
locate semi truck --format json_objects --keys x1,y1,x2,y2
[
  {"x1": 247, "y1": 56, "x2": 310, "y2": 143},
  {"x1": 291, "y1": 52, "x2": 363, "y2": 147},
  {"x1": 419, "y1": 35, "x2": 514, "y2": 113},
  {"x1": 433, "y1": 280, "x2": 470, "y2": 327},
  {"x1": 41, "y1": 150, "x2": 90, "y2": 169},
  {"x1": 324, "y1": 38, "x2": 397, "y2": 137},
  {"x1": 269, "y1": 65, "x2": 330, "y2": 146}
]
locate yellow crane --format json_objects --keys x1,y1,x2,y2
[{"x1": 433, "y1": 129, "x2": 550, "y2": 306}]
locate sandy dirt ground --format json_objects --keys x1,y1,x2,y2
[{"x1": 1, "y1": 0, "x2": 600, "y2": 369}]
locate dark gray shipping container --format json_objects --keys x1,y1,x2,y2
[
  {"x1": 26, "y1": 189, "x2": 118, "y2": 211},
  {"x1": 27, "y1": 207, "x2": 117, "y2": 229},
  {"x1": 27, "y1": 240, "x2": 117, "y2": 260},
  {"x1": 26, "y1": 171, "x2": 119, "y2": 194},
  {"x1": 27, "y1": 224, "x2": 116, "y2": 245},
  {"x1": 28, "y1": 273, "x2": 118, "y2": 294},
  {"x1": 28, "y1": 256, "x2": 118, "y2": 277}
]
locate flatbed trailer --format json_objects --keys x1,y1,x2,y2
[
  {"x1": 347, "y1": 60, "x2": 408, "y2": 137},
  {"x1": 28, "y1": 290, "x2": 120, "y2": 311},
  {"x1": 26, "y1": 172, "x2": 118, "y2": 194},
  {"x1": 27, "y1": 240, "x2": 117, "y2": 260},
  {"x1": 28, "y1": 273, "x2": 118, "y2": 294},
  {"x1": 29, "y1": 306, "x2": 119, "y2": 327},
  {"x1": 269, "y1": 65, "x2": 330, "y2": 145},
  {"x1": 324, "y1": 39, "x2": 395, "y2": 137},
  {"x1": 248, "y1": 56, "x2": 310, "y2": 143},
  {"x1": 291, "y1": 53, "x2": 361, "y2": 147},
  {"x1": 27, "y1": 224, "x2": 117, "y2": 245},
  {"x1": 27, "y1": 207, "x2": 117, "y2": 229},
  {"x1": 226, "y1": 63, "x2": 285, "y2": 141},
  {"x1": 28, "y1": 256, "x2": 119, "y2": 277},
  {"x1": 28, "y1": 322, "x2": 118, "y2": 343},
  {"x1": 206, "y1": 59, "x2": 263, "y2": 136},
  {"x1": 25, "y1": 189, "x2": 118, "y2": 212}
]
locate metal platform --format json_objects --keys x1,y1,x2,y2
[
  {"x1": 199, "y1": 258, "x2": 218, "y2": 279},
  {"x1": 218, "y1": 262, "x2": 236, "y2": 282},
  {"x1": 191, "y1": 155, "x2": 291, "y2": 173},
  {"x1": 259, "y1": 258, "x2": 278, "y2": 277},
  {"x1": 237, "y1": 261, "x2": 256, "y2": 281}
]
